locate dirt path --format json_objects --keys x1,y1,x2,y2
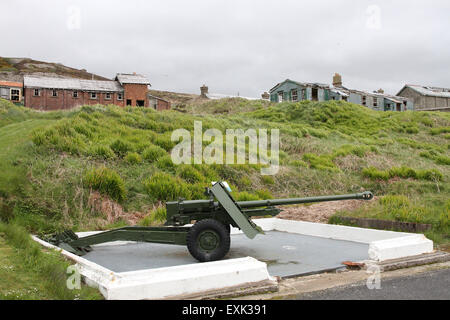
[{"x1": 277, "y1": 198, "x2": 375, "y2": 223}]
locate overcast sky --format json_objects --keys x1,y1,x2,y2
[{"x1": 2, "y1": 0, "x2": 450, "y2": 97}]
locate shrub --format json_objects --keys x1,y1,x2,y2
[
  {"x1": 332, "y1": 144, "x2": 376, "y2": 158},
  {"x1": 417, "y1": 168, "x2": 443, "y2": 181},
  {"x1": 84, "y1": 167, "x2": 126, "y2": 202},
  {"x1": 142, "y1": 145, "x2": 167, "y2": 162},
  {"x1": 362, "y1": 166, "x2": 443, "y2": 182},
  {"x1": 154, "y1": 135, "x2": 175, "y2": 151},
  {"x1": 125, "y1": 152, "x2": 142, "y2": 164},
  {"x1": 430, "y1": 126, "x2": 450, "y2": 135},
  {"x1": 255, "y1": 189, "x2": 273, "y2": 199},
  {"x1": 362, "y1": 167, "x2": 390, "y2": 180},
  {"x1": 235, "y1": 191, "x2": 260, "y2": 201},
  {"x1": 289, "y1": 159, "x2": 308, "y2": 168},
  {"x1": 156, "y1": 155, "x2": 176, "y2": 171},
  {"x1": 139, "y1": 207, "x2": 167, "y2": 226},
  {"x1": 143, "y1": 173, "x2": 189, "y2": 201},
  {"x1": 88, "y1": 145, "x2": 115, "y2": 159},
  {"x1": 239, "y1": 176, "x2": 252, "y2": 187},
  {"x1": 176, "y1": 165, "x2": 204, "y2": 183},
  {"x1": 302, "y1": 153, "x2": 338, "y2": 172},
  {"x1": 435, "y1": 156, "x2": 450, "y2": 165},
  {"x1": 389, "y1": 166, "x2": 417, "y2": 179},
  {"x1": 110, "y1": 139, "x2": 132, "y2": 157},
  {"x1": 261, "y1": 175, "x2": 275, "y2": 185}
]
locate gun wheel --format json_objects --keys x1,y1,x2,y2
[{"x1": 187, "y1": 219, "x2": 230, "y2": 262}]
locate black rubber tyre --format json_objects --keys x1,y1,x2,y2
[{"x1": 187, "y1": 219, "x2": 231, "y2": 262}]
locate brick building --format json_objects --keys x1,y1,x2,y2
[
  {"x1": 115, "y1": 73, "x2": 151, "y2": 107},
  {"x1": 23, "y1": 73, "x2": 157, "y2": 111},
  {"x1": 0, "y1": 81, "x2": 23, "y2": 104},
  {"x1": 148, "y1": 94, "x2": 171, "y2": 110}
]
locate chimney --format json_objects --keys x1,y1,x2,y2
[
  {"x1": 261, "y1": 92, "x2": 270, "y2": 100},
  {"x1": 200, "y1": 84, "x2": 208, "y2": 97},
  {"x1": 376, "y1": 88, "x2": 384, "y2": 94},
  {"x1": 332, "y1": 73, "x2": 342, "y2": 87}
]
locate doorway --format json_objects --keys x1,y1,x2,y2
[{"x1": 312, "y1": 88, "x2": 318, "y2": 101}]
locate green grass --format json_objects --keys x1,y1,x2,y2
[
  {"x1": 329, "y1": 195, "x2": 449, "y2": 244},
  {"x1": 0, "y1": 222, "x2": 102, "y2": 300},
  {"x1": 0, "y1": 98, "x2": 448, "y2": 246}
]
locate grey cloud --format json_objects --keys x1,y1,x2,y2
[{"x1": 2, "y1": 0, "x2": 449, "y2": 97}]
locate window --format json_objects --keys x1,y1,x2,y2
[
  {"x1": 373, "y1": 97, "x2": 378, "y2": 107},
  {"x1": 10, "y1": 89, "x2": 20, "y2": 101},
  {"x1": 342, "y1": 96, "x2": 348, "y2": 102},
  {"x1": 34, "y1": 89, "x2": 40, "y2": 96},
  {"x1": 136, "y1": 100, "x2": 145, "y2": 106},
  {"x1": 126, "y1": 99, "x2": 132, "y2": 106},
  {"x1": 51, "y1": 90, "x2": 58, "y2": 97},
  {"x1": 105, "y1": 93, "x2": 111, "y2": 100},
  {"x1": 362, "y1": 96, "x2": 366, "y2": 106},
  {"x1": 73, "y1": 91, "x2": 78, "y2": 98},
  {"x1": 90, "y1": 92, "x2": 97, "y2": 99},
  {"x1": 117, "y1": 93, "x2": 123, "y2": 100},
  {"x1": 302, "y1": 89, "x2": 306, "y2": 100},
  {"x1": 278, "y1": 92, "x2": 283, "y2": 102},
  {"x1": 292, "y1": 89, "x2": 298, "y2": 102}
]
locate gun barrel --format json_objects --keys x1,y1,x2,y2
[{"x1": 237, "y1": 191, "x2": 373, "y2": 209}]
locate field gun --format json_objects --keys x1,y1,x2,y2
[{"x1": 45, "y1": 182, "x2": 373, "y2": 262}]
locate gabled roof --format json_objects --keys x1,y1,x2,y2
[
  {"x1": 115, "y1": 73, "x2": 151, "y2": 86},
  {"x1": 269, "y1": 79, "x2": 330, "y2": 93},
  {"x1": 148, "y1": 94, "x2": 169, "y2": 103},
  {"x1": 397, "y1": 84, "x2": 450, "y2": 98},
  {"x1": 0, "y1": 81, "x2": 23, "y2": 88},
  {"x1": 23, "y1": 76, "x2": 123, "y2": 92}
]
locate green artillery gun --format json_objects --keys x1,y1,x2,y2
[{"x1": 45, "y1": 182, "x2": 373, "y2": 262}]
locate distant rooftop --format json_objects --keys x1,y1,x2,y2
[
  {"x1": 115, "y1": 73, "x2": 151, "y2": 86},
  {"x1": 0, "y1": 80, "x2": 22, "y2": 88},
  {"x1": 399, "y1": 84, "x2": 450, "y2": 98},
  {"x1": 23, "y1": 75, "x2": 123, "y2": 92},
  {"x1": 205, "y1": 92, "x2": 260, "y2": 100},
  {"x1": 270, "y1": 79, "x2": 330, "y2": 93}
]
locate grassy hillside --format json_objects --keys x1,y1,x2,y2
[
  {"x1": 0, "y1": 57, "x2": 108, "y2": 82},
  {"x1": 0, "y1": 98, "x2": 448, "y2": 244}
]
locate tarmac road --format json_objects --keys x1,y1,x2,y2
[{"x1": 290, "y1": 268, "x2": 450, "y2": 300}]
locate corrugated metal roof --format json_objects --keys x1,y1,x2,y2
[
  {"x1": 115, "y1": 73, "x2": 151, "y2": 85},
  {"x1": 23, "y1": 76, "x2": 123, "y2": 92},
  {"x1": 330, "y1": 86, "x2": 349, "y2": 97},
  {"x1": 402, "y1": 84, "x2": 450, "y2": 98},
  {"x1": 270, "y1": 79, "x2": 330, "y2": 93},
  {"x1": 148, "y1": 94, "x2": 169, "y2": 103},
  {"x1": 0, "y1": 81, "x2": 23, "y2": 88}
]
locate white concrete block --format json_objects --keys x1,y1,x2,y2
[
  {"x1": 105, "y1": 257, "x2": 274, "y2": 300},
  {"x1": 368, "y1": 234, "x2": 434, "y2": 261},
  {"x1": 272, "y1": 218, "x2": 410, "y2": 243}
]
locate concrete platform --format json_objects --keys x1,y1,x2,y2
[
  {"x1": 83, "y1": 231, "x2": 370, "y2": 278},
  {"x1": 32, "y1": 218, "x2": 434, "y2": 299}
]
